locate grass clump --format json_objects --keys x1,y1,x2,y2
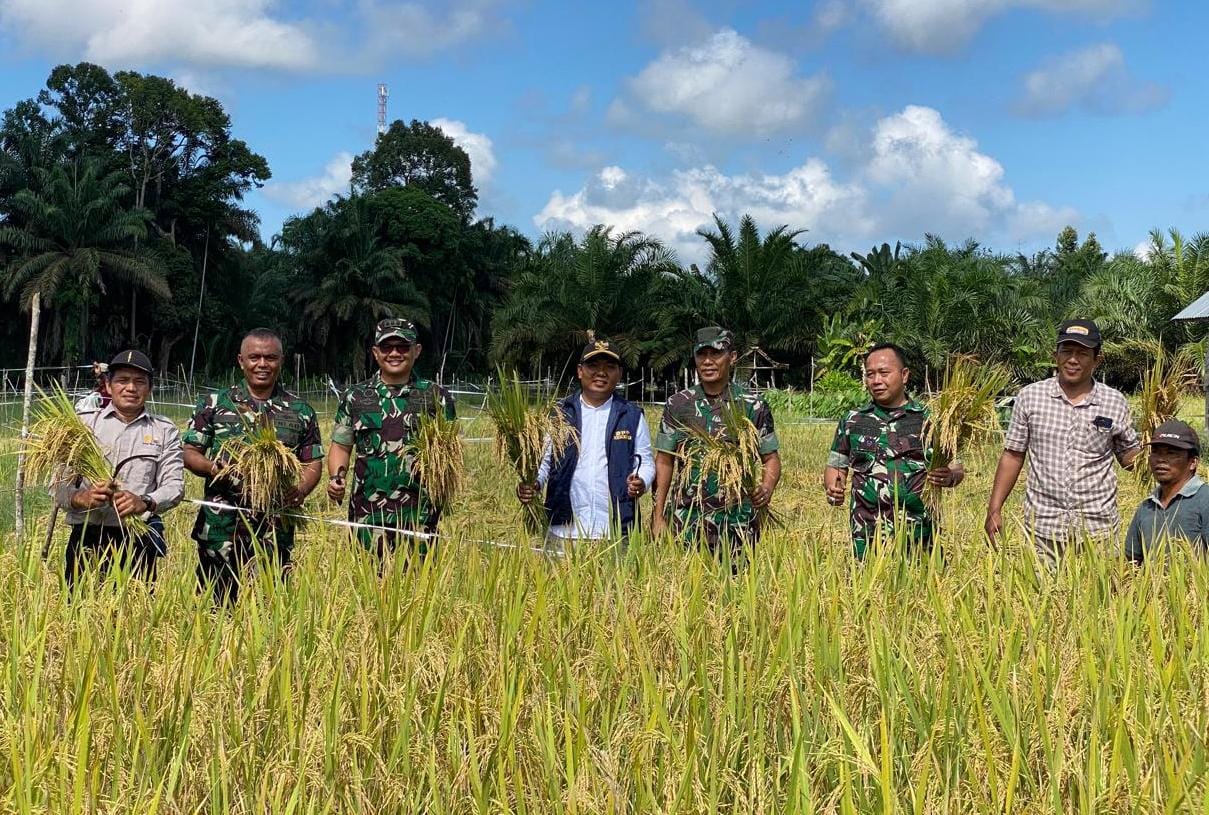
[
  {"x1": 215, "y1": 413, "x2": 302, "y2": 514},
  {"x1": 487, "y1": 370, "x2": 576, "y2": 533},
  {"x1": 23, "y1": 384, "x2": 150, "y2": 537},
  {"x1": 409, "y1": 409, "x2": 465, "y2": 510}
]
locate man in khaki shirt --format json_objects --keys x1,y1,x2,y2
[{"x1": 54, "y1": 350, "x2": 184, "y2": 586}]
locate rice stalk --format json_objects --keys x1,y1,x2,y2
[
  {"x1": 1134, "y1": 343, "x2": 1196, "y2": 486},
  {"x1": 487, "y1": 369, "x2": 577, "y2": 533},
  {"x1": 23, "y1": 384, "x2": 151, "y2": 538},
  {"x1": 924, "y1": 355, "x2": 1011, "y2": 513},
  {"x1": 410, "y1": 409, "x2": 465, "y2": 509},
  {"x1": 672, "y1": 397, "x2": 778, "y2": 529},
  {"x1": 215, "y1": 412, "x2": 303, "y2": 514}
]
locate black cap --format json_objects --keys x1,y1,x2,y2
[
  {"x1": 107, "y1": 349, "x2": 154, "y2": 377},
  {"x1": 580, "y1": 337, "x2": 621, "y2": 364},
  {"x1": 1056, "y1": 319, "x2": 1102, "y2": 348},
  {"x1": 1147, "y1": 419, "x2": 1200, "y2": 454}
]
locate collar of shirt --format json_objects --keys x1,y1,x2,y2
[
  {"x1": 234, "y1": 381, "x2": 285, "y2": 406},
  {"x1": 579, "y1": 394, "x2": 613, "y2": 413},
  {"x1": 1147, "y1": 474, "x2": 1205, "y2": 506},
  {"x1": 859, "y1": 399, "x2": 925, "y2": 417},
  {"x1": 1046, "y1": 376, "x2": 1101, "y2": 407},
  {"x1": 373, "y1": 372, "x2": 414, "y2": 397},
  {"x1": 692, "y1": 383, "x2": 737, "y2": 403},
  {"x1": 98, "y1": 402, "x2": 150, "y2": 424}
]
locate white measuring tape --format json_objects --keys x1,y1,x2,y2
[{"x1": 183, "y1": 498, "x2": 557, "y2": 556}]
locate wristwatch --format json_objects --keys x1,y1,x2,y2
[{"x1": 140, "y1": 494, "x2": 158, "y2": 514}]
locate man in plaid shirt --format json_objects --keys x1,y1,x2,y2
[{"x1": 984, "y1": 319, "x2": 1140, "y2": 565}]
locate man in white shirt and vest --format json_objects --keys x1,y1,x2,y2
[{"x1": 517, "y1": 337, "x2": 655, "y2": 550}]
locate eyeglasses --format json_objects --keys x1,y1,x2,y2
[{"x1": 377, "y1": 343, "x2": 412, "y2": 354}]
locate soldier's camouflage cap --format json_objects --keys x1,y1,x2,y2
[
  {"x1": 694, "y1": 326, "x2": 734, "y2": 353},
  {"x1": 375, "y1": 318, "x2": 418, "y2": 345}
]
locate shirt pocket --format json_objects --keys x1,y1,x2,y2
[
  {"x1": 1074, "y1": 418, "x2": 1113, "y2": 456},
  {"x1": 352, "y1": 411, "x2": 384, "y2": 454},
  {"x1": 850, "y1": 436, "x2": 881, "y2": 473}
]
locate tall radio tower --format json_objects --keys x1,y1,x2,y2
[{"x1": 377, "y1": 83, "x2": 389, "y2": 136}]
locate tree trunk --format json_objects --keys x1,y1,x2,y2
[
  {"x1": 14, "y1": 292, "x2": 42, "y2": 545},
  {"x1": 188, "y1": 226, "x2": 210, "y2": 385}
]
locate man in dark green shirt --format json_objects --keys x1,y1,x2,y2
[{"x1": 1124, "y1": 419, "x2": 1209, "y2": 562}]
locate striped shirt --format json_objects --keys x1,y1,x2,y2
[{"x1": 1003, "y1": 377, "x2": 1139, "y2": 540}]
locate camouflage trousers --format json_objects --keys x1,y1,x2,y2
[
  {"x1": 194, "y1": 513, "x2": 297, "y2": 604},
  {"x1": 851, "y1": 509, "x2": 935, "y2": 560},
  {"x1": 350, "y1": 504, "x2": 440, "y2": 559},
  {"x1": 671, "y1": 507, "x2": 760, "y2": 564}
]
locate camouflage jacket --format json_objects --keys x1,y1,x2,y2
[
  {"x1": 827, "y1": 400, "x2": 935, "y2": 551},
  {"x1": 331, "y1": 375, "x2": 456, "y2": 531},
  {"x1": 654, "y1": 383, "x2": 779, "y2": 532},
  {"x1": 183, "y1": 382, "x2": 323, "y2": 548}
]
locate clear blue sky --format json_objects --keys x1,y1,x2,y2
[{"x1": 1, "y1": 0, "x2": 1204, "y2": 263}]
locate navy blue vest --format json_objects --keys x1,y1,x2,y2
[{"x1": 544, "y1": 393, "x2": 644, "y2": 533}]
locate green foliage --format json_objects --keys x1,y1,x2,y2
[{"x1": 351, "y1": 119, "x2": 477, "y2": 221}]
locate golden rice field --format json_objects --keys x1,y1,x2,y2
[{"x1": 1, "y1": 403, "x2": 1207, "y2": 813}]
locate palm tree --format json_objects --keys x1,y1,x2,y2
[
  {"x1": 0, "y1": 159, "x2": 167, "y2": 364},
  {"x1": 491, "y1": 226, "x2": 679, "y2": 379},
  {"x1": 289, "y1": 196, "x2": 430, "y2": 380}
]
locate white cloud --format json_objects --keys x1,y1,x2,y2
[
  {"x1": 358, "y1": 0, "x2": 503, "y2": 60},
  {"x1": 0, "y1": 0, "x2": 506, "y2": 72},
  {"x1": 535, "y1": 160, "x2": 870, "y2": 262},
  {"x1": 865, "y1": 105, "x2": 1077, "y2": 239},
  {"x1": 535, "y1": 105, "x2": 1077, "y2": 259},
  {"x1": 431, "y1": 118, "x2": 497, "y2": 185},
  {"x1": 861, "y1": 0, "x2": 1143, "y2": 54},
  {"x1": 622, "y1": 28, "x2": 830, "y2": 136},
  {"x1": 263, "y1": 151, "x2": 353, "y2": 210},
  {"x1": 1017, "y1": 43, "x2": 1167, "y2": 117},
  {"x1": 0, "y1": 0, "x2": 321, "y2": 70}
]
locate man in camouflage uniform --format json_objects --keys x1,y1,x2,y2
[
  {"x1": 326, "y1": 318, "x2": 456, "y2": 557},
  {"x1": 182, "y1": 328, "x2": 324, "y2": 602},
  {"x1": 824, "y1": 343, "x2": 964, "y2": 559},
  {"x1": 652, "y1": 327, "x2": 781, "y2": 554}
]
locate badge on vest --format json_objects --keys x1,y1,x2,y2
[{"x1": 613, "y1": 430, "x2": 632, "y2": 441}]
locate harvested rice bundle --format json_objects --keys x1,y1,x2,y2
[
  {"x1": 487, "y1": 370, "x2": 577, "y2": 533},
  {"x1": 924, "y1": 355, "x2": 1011, "y2": 512},
  {"x1": 673, "y1": 398, "x2": 779, "y2": 528},
  {"x1": 215, "y1": 413, "x2": 303, "y2": 514},
  {"x1": 410, "y1": 409, "x2": 465, "y2": 509},
  {"x1": 24, "y1": 384, "x2": 150, "y2": 537}
]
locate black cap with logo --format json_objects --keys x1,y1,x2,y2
[
  {"x1": 1056, "y1": 319, "x2": 1102, "y2": 349},
  {"x1": 1147, "y1": 419, "x2": 1201, "y2": 455},
  {"x1": 580, "y1": 337, "x2": 621, "y2": 364},
  {"x1": 107, "y1": 349, "x2": 154, "y2": 377}
]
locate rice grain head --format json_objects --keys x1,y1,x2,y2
[
  {"x1": 24, "y1": 384, "x2": 151, "y2": 537},
  {"x1": 411, "y1": 410, "x2": 465, "y2": 509},
  {"x1": 673, "y1": 398, "x2": 778, "y2": 527},
  {"x1": 216, "y1": 413, "x2": 303, "y2": 514},
  {"x1": 924, "y1": 355, "x2": 1012, "y2": 512},
  {"x1": 487, "y1": 370, "x2": 579, "y2": 532}
]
